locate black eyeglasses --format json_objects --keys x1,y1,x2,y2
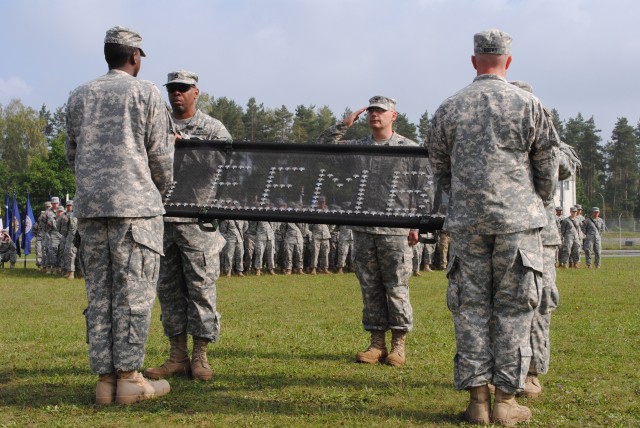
[{"x1": 166, "y1": 83, "x2": 194, "y2": 93}]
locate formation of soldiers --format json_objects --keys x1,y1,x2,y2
[
  {"x1": 556, "y1": 204, "x2": 605, "y2": 269},
  {"x1": 218, "y1": 220, "x2": 447, "y2": 277},
  {"x1": 34, "y1": 197, "x2": 82, "y2": 279},
  {"x1": 26, "y1": 201, "x2": 450, "y2": 280}
]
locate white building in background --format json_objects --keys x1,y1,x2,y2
[{"x1": 554, "y1": 176, "x2": 577, "y2": 216}]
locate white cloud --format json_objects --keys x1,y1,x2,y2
[{"x1": 0, "y1": 77, "x2": 32, "y2": 104}]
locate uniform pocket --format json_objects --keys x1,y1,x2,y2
[
  {"x1": 518, "y1": 346, "x2": 533, "y2": 387},
  {"x1": 518, "y1": 248, "x2": 543, "y2": 310},
  {"x1": 129, "y1": 305, "x2": 151, "y2": 344}
]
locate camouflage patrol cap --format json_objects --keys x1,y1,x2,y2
[
  {"x1": 575, "y1": 204, "x2": 583, "y2": 210},
  {"x1": 56, "y1": 206, "x2": 64, "y2": 212},
  {"x1": 555, "y1": 206, "x2": 563, "y2": 211},
  {"x1": 592, "y1": 207, "x2": 600, "y2": 212},
  {"x1": 570, "y1": 206, "x2": 577, "y2": 212},
  {"x1": 51, "y1": 197, "x2": 60, "y2": 204},
  {"x1": 44, "y1": 201, "x2": 52, "y2": 207},
  {"x1": 104, "y1": 26, "x2": 146, "y2": 57},
  {"x1": 510, "y1": 80, "x2": 533, "y2": 93},
  {"x1": 165, "y1": 70, "x2": 198, "y2": 87},
  {"x1": 367, "y1": 95, "x2": 396, "y2": 112},
  {"x1": 474, "y1": 29, "x2": 512, "y2": 55},
  {"x1": 66, "y1": 200, "x2": 73, "y2": 206}
]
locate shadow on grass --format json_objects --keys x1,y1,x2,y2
[{"x1": 0, "y1": 366, "x2": 457, "y2": 424}]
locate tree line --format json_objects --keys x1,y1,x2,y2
[{"x1": 1, "y1": 95, "x2": 639, "y2": 224}]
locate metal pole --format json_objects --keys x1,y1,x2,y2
[{"x1": 618, "y1": 212, "x2": 623, "y2": 249}]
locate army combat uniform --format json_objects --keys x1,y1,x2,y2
[
  {"x1": 66, "y1": 66, "x2": 174, "y2": 377},
  {"x1": 429, "y1": 63, "x2": 559, "y2": 396}
]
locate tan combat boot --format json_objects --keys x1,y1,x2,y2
[
  {"x1": 115, "y1": 371, "x2": 170, "y2": 404},
  {"x1": 517, "y1": 373, "x2": 542, "y2": 398},
  {"x1": 269, "y1": 269, "x2": 276, "y2": 275},
  {"x1": 9, "y1": 262, "x2": 16, "y2": 269},
  {"x1": 491, "y1": 387, "x2": 532, "y2": 426},
  {"x1": 255, "y1": 269, "x2": 262, "y2": 276},
  {"x1": 464, "y1": 385, "x2": 491, "y2": 425},
  {"x1": 191, "y1": 337, "x2": 213, "y2": 381},
  {"x1": 309, "y1": 267, "x2": 317, "y2": 275},
  {"x1": 322, "y1": 268, "x2": 332, "y2": 274},
  {"x1": 385, "y1": 330, "x2": 407, "y2": 367},
  {"x1": 95, "y1": 373, "x2": 117, "y2": 405},
  {"x1": 296, "y1": 268, "x2": 306, "y2": 275},
  {"x1": 225, "y1": 270, "x2": 232, "y2": 277},
  {"x1": 355, "y1": 330, "x2": 388, "y2": 364},
  {"x1": 67, "y1": 271, "x2": 75, "y2": 280},
  {"x1": 144, "y1": 333, "x2": 190, "y2": 379},
  {"x1": 283, "y1": 269, "x2": 292, "y2": 275},
  {"x1": 574, "y1": 263, "x2": 580, "y2": 269},
  {"x1": 336, "y1": 267, "x2": 344, "y2": 274},
  {"x1": 412, "y1": 270, "x2": 421, "y2": 277},
  {"x1": 237, "y1": 270, "x2": 245, "y2": 277}
]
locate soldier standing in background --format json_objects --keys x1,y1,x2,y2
[
  {"x1": 559, "y1": 207, "x2": 582, "y2": 268},
  {"x1": 145, "y1": 70, "x2": 230, "y2": 382},
  {"x1": 43, "y1": 197, "x2": 59, "y2": 274},
  {"x1": 219, "y1": 219, "x2": 246, "y2": 277},
  {"x1": 0, "y1": 229, "x2": 17, "y2": 268},
  {"x1": 428, "y1": 29, "x2": 558, "y2": 425},
  {"x1": 582, "y1": 207, "x2": 605, "y2": 268},
  {"x1": 56, "y1": 200, "x2": 73, "y2": 276},
  {"x1": 253, "y1": 221, "x2": 277, "y2": 276},
  {"x1": 66, "y1": 26, "x2": 173, "y2": 404},
  {"x1": 64, "y1": 201, "x2": 81, "y2": 280},
  {"x1": 35, "y1": 201, "x2": 51, "y2": 270},
  {"x1": 317, "y1": 95, "x2": 419, "y2": 368},
  {"x1": 335, "y1": 224, "x2": 353, "y2": 273},
  {"x1": 281, "y1": 222, "x2": 307, "y2": 275}
]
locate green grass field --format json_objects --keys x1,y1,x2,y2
[{"x1": 1, "y1": 258, "x2": 639, "y2": 427}]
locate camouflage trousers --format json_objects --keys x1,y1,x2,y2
[
  {"x1": 253, "y1": 238, "x2": 275, "y2": 270},
  {"x1": 529, "y1": 245, "x2": 560, "y2": 375},
  {"x1": 35, "y1": 236, "x2": 43, "y2": 266},
  {"x1": 336, "y1": 239, "x2": 353, "y2": 268},
  {"x1": 310, "y1": 238, "x2": 330, "y2": 269},
  {"x1": 282, "y1": 240, "x2": 304, "y2": 270},
  {"x1": 583, "y1": 236, "x2": 601, "y2": 268},
  {"x1": 48, "y1": 232, "x2": 62, "y2": 267},
  {"x1": 412, "y1": 242, "x2": 424, "y2": 271},
  {"x1": 243, "y1": 234, "x2": 256, "y2": 271},
  {"x1": 221, "y1": 238, "x2": 244, "y2": 273},
  {"x1": 448, "y1": 229, "x2": 542, "y2": 394},
  {"x1": 0, "y1": 248, "x2": 17, "y2": 264},
  {"x1": 353, "y1": 232, "x2": 413, "y2": 332},
  {"x1": 157, "y1": 223, "x2": 223, "y2": 342},
  {"x1": 559, "y1": 235, "x2": 581, "y2": 265},
  {"x1": 79, "y1": 216, "x2": 163, "y2": 375}
]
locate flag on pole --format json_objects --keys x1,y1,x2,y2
[
  {"x1": 23, "y1": 194, "x2": 36, "y2": 256},
  {"x1": 3, "y1": 194, "x2": 9, "y2": 232}
]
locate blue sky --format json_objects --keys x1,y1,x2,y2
[{"x1": 1, "y1": 0, "x2": 638, "y2": 142}]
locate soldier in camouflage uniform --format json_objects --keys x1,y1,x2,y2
[
  {"x1": 35, "y1": 202, "x2": 51, "y2": 269},
  {"x1": 0, "y1": 229, "x2": 17, "y2": 268},
  {"x1": 56, "y1": 200, "x2": 74, "y2": 276},
  {"x1": 66, "y1": 26, "x2": 173, "y2": 405},
  {"x1": 219, "y1": 219, "x2": 247, "y2": 277},
  {"x1": 317, "y1": 95, "x2": 420, "y2": 368},
  {"x1": 43, "y1": 197, "x2": 59, "y2": 273},
  {"x1": 145, "y1": 70, "x2": 230, "y2": 383},
  {"x1": 281, "y1": 222, "x2": 307, "y2": 275},
  {"x1": 243, "y1": 221, "x2": 258, "y2": 273},
  {"x1": 309, "y1": 222, "x2": 332, "y2": 275},
  {"x1": 559, "y1": 207, "x2": 582, "y2": 268},
  {"x1": 582, "y1": 207, "x2": 605, "y2": 268},
  {"x1": 428, "y1": 30, "x2": 559, "y2": 425},
  {"x1": 50, "y1": 206, "x2": 65, "y2": 273},
  {"x1": 335, "y1": 225, "x2": 353, "y2": 273},
  {"x1": 253, "y1": 221, "x2": 277, "y2": 276},
  {"x1": 64, "y1": 201, "x2": 81, "y2": 280}
]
